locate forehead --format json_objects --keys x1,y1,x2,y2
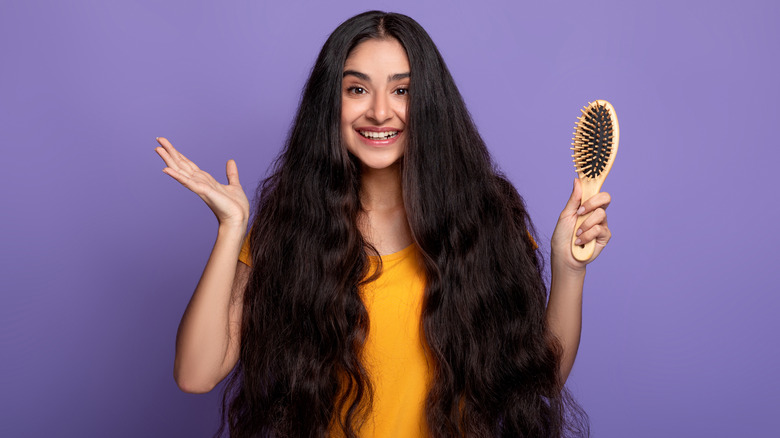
[{"x1": 343, "y1": 38, "x2": 410, "y2": 74}]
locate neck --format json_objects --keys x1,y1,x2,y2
[
  {"x1": 357, "y1": 161, "x2": 413, "y2": 255},
  {"x1": 359, "y1": 161, "x2": 403, "y2": 211}
]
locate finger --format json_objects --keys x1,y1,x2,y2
[
  {"x1": 156, "y1": 137, "x2": 188, "y2": 171},
  {"x1": 561, "y1": 178, "x2": 583, "y2": 217},
  {"x1": 577, "y1": 208, "x2": 607, "y2": 234},
  {"x1": 157, "y1": 137, "x2": 199, "y2": 173},
  {"x1": 155, "y1": 146, "x2": 181, "y2": 171},
  {"x1": 580, "y1": 191, "x2": 611, "y2": 215},
  {"x1": 575, "y1": 224, "x2": 611, "y2": 246},
  {"x1": 226, "y1": 159, "x2": 241, "y2": 186},
  {"x1": 162, "y1": 166, "x2": 192, "y2": 187},
  {"x1": 164, "y1": 166, "x2": 217, "y2": 198}
]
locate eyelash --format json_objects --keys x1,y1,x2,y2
[{"x1": 346, "y1": 86, "x2": 409, "y2": 96}]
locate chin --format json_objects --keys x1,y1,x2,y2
[
  {"x1": 355, "y1": 155, "x2": 403, "y2": 171},
  {"x1": 346, "y1": 141, "x2": 404, "y2": 171}
]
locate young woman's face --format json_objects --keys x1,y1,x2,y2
[{"x1": 341, "y1": 38, "x2": 410, "y2": 171}]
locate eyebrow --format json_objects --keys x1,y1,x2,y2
[{"x1": 343, "y1": 70, "x2": 411, "y2": 82}]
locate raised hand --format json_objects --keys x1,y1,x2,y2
[
  {"x1": 550, "y1": 178, "x2": 612, "y2": 273},
  {"x1": 155, "y1": 137, "x2": 250, "y2": 228}
]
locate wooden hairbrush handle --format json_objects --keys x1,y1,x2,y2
[
  {"x1": 570, "y1": 100, "x2": 619, "y2": 262},
  {"x1": 571, "y1": 178, "x2": 602, "y2": 261}
]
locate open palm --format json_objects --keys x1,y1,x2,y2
[{"x1": 155, "y1": 137, "x2": 250, "y2": 228}]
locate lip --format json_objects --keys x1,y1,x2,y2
[{"x1": 355, "y1": 127, "x2": 403, "y2": 147}]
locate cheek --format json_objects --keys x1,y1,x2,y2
[
  {"x1": 395, "y1": 101, "x2": 408, "y2": 125},
  {"x1": 340, "y1": 101, "x2": 358, "y2": 129},
  {"x1": 340, "y1": 108, "x2": 352, "y2": 134}
]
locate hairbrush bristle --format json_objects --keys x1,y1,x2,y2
[{"x1": 571, "y1": 102, "x2": 615, "y2": 179}]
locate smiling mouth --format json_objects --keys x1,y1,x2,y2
[{"x1": 358, "y1": 130, "x2": 399, "y2": 140}]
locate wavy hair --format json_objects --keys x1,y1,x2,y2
[{"x1": 218, "y1": 10, "x2": 588, "y2": 438}]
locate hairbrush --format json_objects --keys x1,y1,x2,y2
[{"x1": 570, "y1": 100, "x2": 619, "y2": 262}]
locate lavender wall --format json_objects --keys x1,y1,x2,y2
[{"x1": 1, "y1": 0, "x2": 777, "y2": 436}]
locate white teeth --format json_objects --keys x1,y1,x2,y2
[{"x1": 359, "y1": 130, "x2": 398, "y2": 140}]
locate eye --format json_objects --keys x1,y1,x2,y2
[
  {"x1": 394, "y1": 87, "x2": 409, "y2": 96},
  {"x1": 347, "y1": 86, "x2": 366, "y2": 95}
]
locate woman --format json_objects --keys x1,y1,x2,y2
[{"x1": 155, "y1": 10, "x2": 611, "y2": 438}]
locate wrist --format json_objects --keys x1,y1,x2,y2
[
  {"x1": 549, "y1": 261, "x2": 586, "y2": 298},
  {"x1": 550, "y1": 255, "x2": 587, "y2": 280},
  {"x1": 217, "y1": 221, "x2": 248, "y2": 238}
]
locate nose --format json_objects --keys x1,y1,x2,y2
[{"x1": 366, "y1": 92, "x2": 392, "y2": 124}]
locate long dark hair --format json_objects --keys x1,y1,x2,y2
[{"x1": 218, "y1": 11, "x2": 588, "y2": 438}]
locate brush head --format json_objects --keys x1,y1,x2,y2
[{"x1": 571, "y1": 100, "x2": 619, "y2": 180}]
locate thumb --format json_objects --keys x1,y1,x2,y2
[
  {"x1": 226, "y1": 159, "x2": 241, "y2": 186},
  {"x1": 562, "y1": 178, "x2": 582, "y2": 216}
]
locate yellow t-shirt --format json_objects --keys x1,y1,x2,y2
[{"x1": 238, "y1": 238, "x2": 431, "y2": 437}]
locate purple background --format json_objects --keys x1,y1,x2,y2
[{"x1": 1, "y1": 0, "x2": 777, "y2": 436}]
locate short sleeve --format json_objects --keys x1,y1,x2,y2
[
  {"x1": 238, "y1": 233, "x2": 252, "y2": 266},
  {"x1": 527, "y1": 230, "x2": 538, "y2": 250}
]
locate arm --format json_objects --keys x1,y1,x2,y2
[
  {"x1": 173, "y1": 227, "x2": 250, "y2": 393},
  {"x1": 154, "y1": 137, "x2": 251, "y2": 393},
  {"x1": 546, "y1": 178, "x2": 612, "y2": 384},
  {"x1": 546, "y1": 263, "x2": 585, "y2": 384}
]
